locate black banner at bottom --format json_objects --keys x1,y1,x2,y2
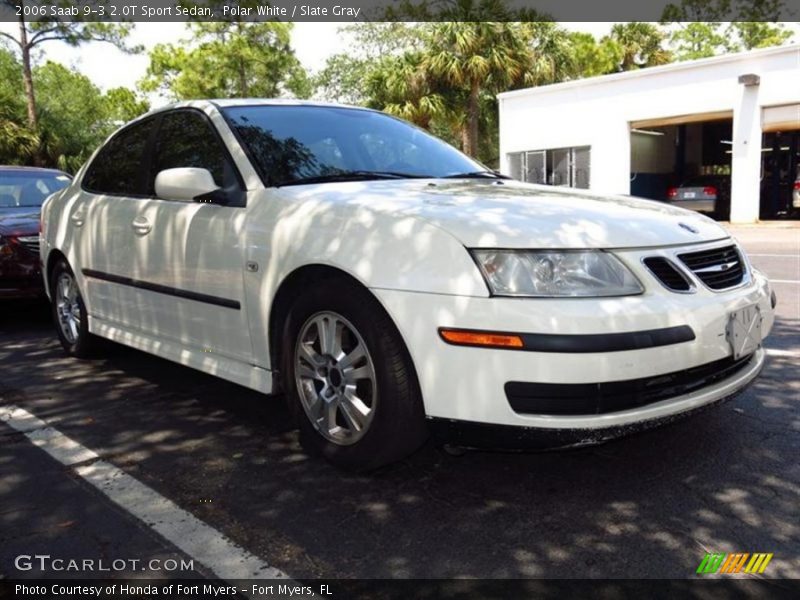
[{"x1": 2, "y1": 579, "x2": 800, "y2": 600}]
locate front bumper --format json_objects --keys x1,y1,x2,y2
[
  {"x1": 0, "y1": 248, "x2": 44, "y2": 299},
  {"x1": 372, "y1": 253, "x2": 774, "y2": 431},
  {"x1": 428, "y1": 349, "x2": 763, "y2": 450}
]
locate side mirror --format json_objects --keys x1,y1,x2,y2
[{"x1": 155, "y1": 168, "x2": 220, "y2": 203}]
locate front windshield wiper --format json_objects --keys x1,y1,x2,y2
[
  {"x1": 275, "y1": 170, "x2": 431, "y2": 187},
  {"x1": 442, "y1": 170, "x2": 511, "y2": 180}
]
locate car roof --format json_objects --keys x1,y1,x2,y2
[
  {"x1": 0, "y1": 166, "x2": 70, "y2": 176},
  {"x1": 139, "y1": 98, "x2": 375, "y2": 121}
]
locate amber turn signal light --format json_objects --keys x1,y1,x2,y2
[{"x1": 439, "y1": 328, "x2": 524, "y2": 349}]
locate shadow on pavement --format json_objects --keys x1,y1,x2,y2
[{"x1": 0, "y1": 312, "x2": 798, "y2": 580}]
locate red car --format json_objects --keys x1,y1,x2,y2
[{"x1": 0, "y1": 166, "x2": 71, "y2": 298}]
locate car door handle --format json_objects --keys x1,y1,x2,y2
[
  {"x1": 131, "y1": 216, "x2": 152, "y2": 236},
  {"x1": 70, "y1": 211, "x2": 85, "y2": 227}
]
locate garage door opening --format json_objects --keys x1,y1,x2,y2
[
  {"x1": 629, "y1": 114, "x2": 733, "y2": 220},
  {"x1": 759, "y1": 129, "x2": 799, "y2": 220}
]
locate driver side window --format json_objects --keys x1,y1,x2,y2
[{"x1": 149, "y1": 111, "x2": 238, "y2": 196}]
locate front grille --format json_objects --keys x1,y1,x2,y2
[
  {"x1": 643, "y1": 257, "x2": 692, "y2": 291},
  {"x1": 506, "y1": 353, "x2": 754, "y2": 416},
  {"x1": 678, "y1": 245, "x2": 745, "y2": 290},
  {"x1": 16, "y1": 236, "x2": 40, "y2": 257}
]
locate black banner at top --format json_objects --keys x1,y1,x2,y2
[{"x1": 0, "y1": 0, "x2": 798, "y2": 23}]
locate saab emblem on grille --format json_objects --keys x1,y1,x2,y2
[
  {"x1": 695, "y1": 261, "x2": 737, "y2": 273},
  {"x1": 679, "y1": 222, "x2": 699, "y2": 234}
]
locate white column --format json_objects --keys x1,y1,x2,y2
[
  {"x1": 591, "y1": 120, "x2": 631, "y2": 195},
  {"x1": 497, "y1": 98, "x2": 509, "y2": 175},
  {"x1": 730, "y1": 82, "x2": 762, "y2": 223}
]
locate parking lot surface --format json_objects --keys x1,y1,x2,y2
[{"x1": 1, "y1": 225, "x2": 798, "y2": 581}]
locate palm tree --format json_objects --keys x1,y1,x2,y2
[
  {"x1": 0, "y1": 118, "x2": 39, "y2": 165},
  {"x1": 368, "y1": 53, "x2": 450, "y2": 131},
  {"x1": 523, "y1": 21, "x2": 578, "y2": 84},
  {"x1": 421, "y1": 22, "x2": 533, "y2": 157},
  {"x1": 606, "y1": 23, "x2": 672, "y2": 71}
]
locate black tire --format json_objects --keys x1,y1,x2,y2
[
  {"x1": 281, "y1": 277, "x2": 428, "y2": 471},
  {"x1": 50, "y1": 258, "x2": 102, "y2": 358}
]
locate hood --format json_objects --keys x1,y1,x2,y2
[
  {"x1": 0, "y1": 208, "x2": 40, "y2": 237},
  {"x1": 289, "y1": 179, "x2": 729, "y2": 249}
]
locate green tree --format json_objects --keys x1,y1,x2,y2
[
  {"x1": 730, "y1": 22, "x2": 792, "y2": 49},
  {"x1": 367, "y1": 52, "x2": 449, "y2": 130},
  {"x1": 34, "y1": 61, "x2": 109, "y2": 172},
  {"x1": 422, "y1": 21, "x2": 534, "y2": 157},
  {"x1": 604, "y1": 23, "x2": 672, "y2": 70},
  {"x1": 141, "y1": 22, "x2": 309, "y2": 100},
  {"x1": 0, "y1": 47, "x2": 37, "y2": 164},
  {"x1": 565, "y1": 32, "x2": 622, "y2": 78},
  {"x1": 665, "y1": 22, "x2": 729, "y2": 60},
  {"x1": 103, "y1": 87, "x2": 150, "y2": 125},
  {"x1": 662, "y1": 0, "x2": 730, "y2": 59},
  {"x1": 524, "y1": 21, "x2": 580, "y2": 84},
  {"x1": 728, "y1": 0, "x2": 793, "y2": 49},
  {"x1": 315, "y1": 23, "x2": 423, "y2": 105},
  {"x1": 662, "y1": 0, "x2": 793, "y2": 59},
  {"x1": 0, "y1": 1, "x2": 138, "y2": 132}
]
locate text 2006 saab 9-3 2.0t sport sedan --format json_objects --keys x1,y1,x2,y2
[{"x1": 40, "y1": 100, "x2": 776, "y2": 470}]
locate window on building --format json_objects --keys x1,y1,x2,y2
[{"x1": 507, "y1": 146, "x2": 591, "y2": 189}]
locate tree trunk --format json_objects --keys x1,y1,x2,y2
[
  {"x1": 465, "y1": 80, "x2": 480, "y2": 158},
  {"x1": 238, "y1": 57, "x2": 247, "y2": 97},
  {"x1": 18, "y1": 18, "x2": 37, "y2": 132}
]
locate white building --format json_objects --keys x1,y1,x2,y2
[{"x1": 498, "y1": 45, "x2": 800, "y2": 223}]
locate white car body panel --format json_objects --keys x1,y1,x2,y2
[
  {"x1": 388, "y1": 179, "x2": 727, "y2": 249},
  {"x1": 373, "y1": 266, "x2": 773, "y2": 427},
  {"x1": 40, "y1": 99, "x2": 775, "y2": 438}
]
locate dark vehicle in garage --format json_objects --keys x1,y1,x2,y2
[{"x1": 0, "y1": 166, "x2": 71, "y2": 298}]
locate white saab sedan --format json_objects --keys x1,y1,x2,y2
[{"x1": 41, "y1": 100, "x2": 775, "y2": 470}]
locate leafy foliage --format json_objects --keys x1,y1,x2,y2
[
  {"x1": 0, "y1": 0, "x2": 138, "y2": 131},
  {"x1": 140, "y1": 22, "x2": 309, "y2": 100},
  {"x1": 662, "y1": 0, "x2": 792, "y2": 59},
  {"x1": 1, "y1": 2, "x2": 796, "y2": 172},
  {"x1": 0, "y1": 47, "x2": 148, "y2": 172},
  {"x1": 103, "y1": 87, "x2": 151, "y2": 126},
  {"x1": 605, "y1": 23, "x2": 672, "y2": 70}
]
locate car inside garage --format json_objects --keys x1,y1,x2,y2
[{"x1": 629, "y1": 113, "x2": 733, "y2": 220}]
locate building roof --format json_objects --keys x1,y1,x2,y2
[{"x1": 498, "y1": 44, "x2": 800, "y2": 101}]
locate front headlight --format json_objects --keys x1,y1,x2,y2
[{"x1": 471, "y1": 250, "x2": 644, "y2": 297}]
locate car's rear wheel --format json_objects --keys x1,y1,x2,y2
[
  {"x1": 51, "y1": 259, "x2": 100, "y2": 357},
  {"x1": 282, "y1": 277, "x2": 427, "y2": 471}
]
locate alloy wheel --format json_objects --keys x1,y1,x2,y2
[
  {"x1": 55, "y1": 272, "x2": 81, "y2": 344},
  {"x1": 294, "y1": 311, "x2": 377, "y2": 446}
]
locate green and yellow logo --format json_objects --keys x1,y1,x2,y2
[{"x1": 697, "y1": 552, "x2": 773, "y2": 574}]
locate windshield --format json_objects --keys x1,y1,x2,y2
[
  {"x1": 0, "y1": 172, "x2": 71, "y2": 208},
  {"x1": 222, "y1": 105, "x2": 486, "y2": 186}
]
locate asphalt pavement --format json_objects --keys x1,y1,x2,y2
[{"x1": 1, "y1": 224, "x2": 798, "y2": 582}]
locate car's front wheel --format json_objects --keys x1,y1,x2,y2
[
  {"x1": 282, "y1": 277, "x2": 427, "y2": 471},
  {"x1": 50, "y1": 258, "x2": 100, "y2": 357}
]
